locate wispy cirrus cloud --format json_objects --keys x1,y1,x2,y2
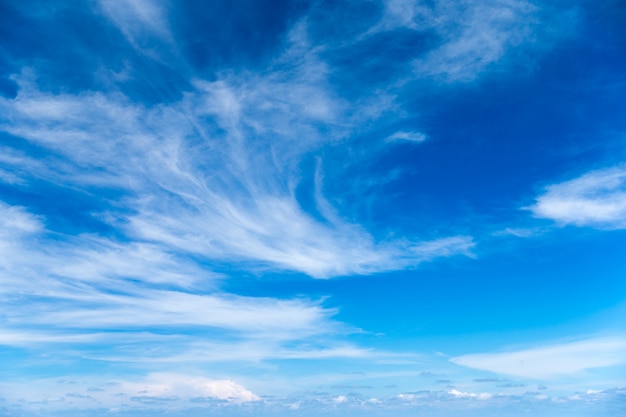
[
  {"x1": 412, "y1": 0, "x2": 539, "y2": 82},
  {"x1": 97, "y1": 0, "x2": 174, "y2": 50},
  {"x1": 528, "y1": 166, "x2": 626, "y2": 229},
  {"x1": 0, "y1": 201, "x2": 42, "y2": 236},
  {"x1": 0, "y1": 201, "x2": 357, "y2": 364},
  {"x1": 1, "y1": 42, "x2": 474, "y2": 279},
  {"x1": 373, "y1": 0, "x2": 569, "y2": 83},
  {"x1": 450, "y1": 335, "x2": 626, "y2": 378},
  {"x1": 385, "y1": 130, "x2": 429, "y2": 143}
]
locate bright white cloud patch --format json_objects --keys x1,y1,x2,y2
[
  {"x1": 529, "y1": 166, "x2": 626, "y2": 229},
  {"x1": 119, "y1": 373, "x2": 260, "y2": 403},
  {"x1": 450, "y1": 336, "x2": 626, "y2": 378},
  {"x1": 448, "y1": 389, "x2": 492, "y2": 400}
]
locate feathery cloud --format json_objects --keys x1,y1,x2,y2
[
  {"x1": 529, "y1": 166, "x2": 626, "y2": 229},
  {"x1": 450, "y1": 335, "x2": 626, "y2": 378}
]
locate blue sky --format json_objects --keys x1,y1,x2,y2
[{"x1": 0, "y1": 0, "x2": 625, "y2": 416}]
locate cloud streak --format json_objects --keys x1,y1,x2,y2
[
  {"x1": 529, "y1": 166, "x2": 626, "y2": 229},
  {"x1": 450, "y1": 335, "x2": 626, "y2": 378},
  {"x1": 374, "y1": 0, "x2": 559, "y2": 82}
]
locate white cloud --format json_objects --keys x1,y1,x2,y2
[
  {"x1": 0, "y1": 201, "x2": 353, "y2": 363},
  {"x1": 374, "y1": 0, "x2": 574, "y2": 83},
  {"x1": 382, "y1": 0, "x2": 535, "y2": 80},
  {"x1": 23, "y1": 290, "x2": 334, "y2": 335},
  {"x1": 98, "y1": 0, "x2": 173, "y2": 49},
  {"x1": 385, "y1": 131, "x2": 428, "y2": 143},
  {"x1": 529, "y1": 166, "x2": 626, "y2": 229},
  {"x1": 1, "y1": 56, "x2": 473, "y2": 279},
  {"x1": 0, "y1": 146, "x2": 44, "y2": 185},
  {"x1": 377, "y1": 0, "x2": 423, "y2": 30},
  {"x1": 0, "y1": 202, "x2": 42, "y2": 235},
  {"x1": 448, "y1": 389, "x2": 492, "y2": 400},
  {"x1": 333, "y1": 395, "x2": 347, "y2": 404},
  {"x1": 450, "y1": 335, "x2": 626, "y2": 378},
  {"x1": 414, "y1": 1, "x2": 536, "y2": 82},
  {"x1": 0, "y1": 234, "x2": 342, "y2": 354},
  {"x1": 49, "y1": 240, "x2": 217, "y2": 289},
  {"x1": 119, "y1": 373, "x2": 260, "y2": 403},
  {"x1": 409, "y1": 236, "x2": 475, "y2": 260},
  {"x1": 2, "y1": 375, "x2": 624, "y2": 415},
  {"x1": 0, "y1": 202, "x2": 44, "y2": 269},
  {"x1": 491, "y1": 227, "x2": 544, "y2": 238},
  {"x1": 0, "y1": 373, "x2": 259, "y2": 412}
]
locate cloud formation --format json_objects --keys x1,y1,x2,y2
[
  {"x1": 0, "y1": 49, "x2": 474, "y2": 279},
  {"x1": 1, "y1": 1, "x2": 620, "y2": 417},
  {"x1": 385, "y1": 130, "x2": 429, "y2": 143},
  {"x1": 450, "y1": 335, "x2": 626, "y2": 378},
  {"x1": 529, "y1": 166, "x2": 626, "y2": 229},
  {"x1": 119, "y1": 373, "x2": 260, "y2": 403},
  {"x1": 374, "y1": 0, "x2": 559, "y2": 82},
  {"x1": 4, "y1": 375, "x2": 624, "y2": 417}
]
